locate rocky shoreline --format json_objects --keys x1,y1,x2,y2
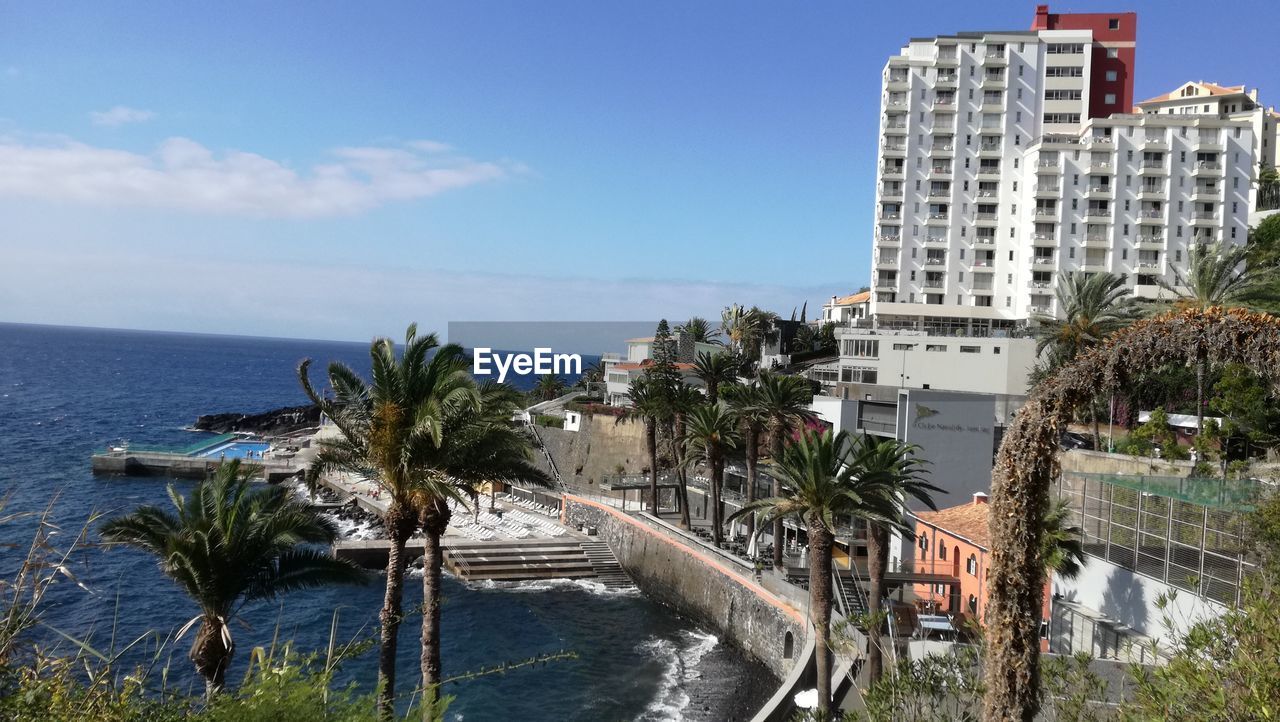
[{"x1": 192, "y1": 404, "x2": 320, "y2": 436}]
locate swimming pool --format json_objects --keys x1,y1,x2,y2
[{"x1": 196, "y1": 441, "x2": 271, "y2": 459}]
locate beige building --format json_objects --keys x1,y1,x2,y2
[{"x1": 1136, "y1": 81, "x2": 1278, "y2": 210}]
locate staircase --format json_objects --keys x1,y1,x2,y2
[
  {"x1": 836, "y1": 575, "x2": 868, "y2": 617},
  {"x1": 580, "y1": 540, "x2": 632, "y2": 589},
  {"x1": 441, "y1": 537, "x2": 632, "y2": 588}
]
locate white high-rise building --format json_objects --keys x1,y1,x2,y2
[{"x1": 867, "y1": 6, "x2": 1255, "y2": 331}]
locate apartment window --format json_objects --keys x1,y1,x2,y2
[
  {"x1": 1175, "y1": 250, "x2": 1182, "y2": 263},
  {"x1": 1104, "y1": 93, "x2": 1116, "y2": 105},
  {"x1": 1044, "y1": 89, "x2": 1083, "y2": 101},
  {"x1": 926, "y1": 344, "x2": 947, "y2": 352},
  {"x1": 1044, "y1": 113, "x2": 1082, "y2": 124},
  {"x1": 967, "y1": 555, "x2": 978, "y2": 575},
  {"x1": 1046, "y1": 66, "x2": 1084, "y2": 78},
  {"x1": 1107, "y1": 48, "x2": 1119, "y2": 58},
  {"x1": 960, "y1": 346, "x2": 981, "y2": 354},
  {"x1": 939, "y1": 545, "x2": 947, "y2": 560},
  {"x1": 1108, "y1": 18, "x2": 1120, "y2": 29},
  {"x1": 1106, "y1": 70, "x2": 1118, "y2": 82},
  {"x1": 994, "y1": 347, "x2": 1001, "y2": 355},
  {"x1": 892, "y1": 343, "x2": 916, "y2": 351}
]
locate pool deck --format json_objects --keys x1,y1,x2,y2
[{"x1": 91, "y1": 443, "x2": 309, "y2": 482}]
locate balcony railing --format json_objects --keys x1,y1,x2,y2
[
  {"x1": 977, "y1": 190, "x2": 997, "y2": 197},
  {"x1": 1090, "y1": 161, "x2": 1112, "y2": 170},
  {"x1": 971, "y1": 260, "x2": 994, "y2": 268},
  {"x1": 1193, "y1": 212, "x2": 1218, "y2": 220},
  {"x1": 1034, "y1": 208, "x2": 1057, "y2": 216},
  {"x1": 1033, "y1": 232, "x2": 1055, "y2": 241},
  {"x1": 974, "y1": 212, "x2": 998, "y2": 220},
  {"x1": 1196, "y1": 161, "x2": 1222, "y2": 170},
  {"x1": 1038, "y1": 160, "x2": 1060, "y2": 168},
  {"x1": 1035, "y1": 185, "x2": 1060, "y2": 193},
  {"x1": 1084, "y1": 235, "x2": 1109, "y2": 244},
  {"x1": 924, "y1": 236, "x2": 948, "y2": 244},
  {"x1": 877, "y1": 234, "x2": 901, "y2": 243},
  {"x1": 925, "y1": 258, "x2": 947, "y2": 265},
  {"x1": 973, "y1": 237, "x2": 995, "y2": 245},
  {"x1": 931, "y1": 166, "x2": 952, "y2": 174},
  {"x1": 880, "y1": 212, "x2": 901, "y2": 220},
  {"x1": 1139, "y1": 210, "x2": 1163, "y2": 218},
  {"x1": 928, "y1": 190, "x2": 951, "y2": 197},
  {"x1": 979, "y1": 142, "x2": 1002, "y2": 152},
  {"x1": 931, "y1": 143, "x2": 955, "y2": 152},
  {"x1": 1086, "y1": 209, "x2": 1111, "y2": 217},
  {"x1": 977, "y1": 167, "x2": 1001, "y2": 175},
  {"x1": 1138, "y1": 235, "x2": 1164, "y2": 244},
  {"x1": 928, "y1": 212, "x2": 949, "y2": 220},
  {"x1": 1033, "y1": 257, "x2": 1055, "y2": 265},
  {"x1": 1089, "y1": 185, "x2": 1112, "y2": 193}
]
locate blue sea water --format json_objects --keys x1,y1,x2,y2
[{"x1": 0, "y1": 323, "x2": 771, "y2": 721}]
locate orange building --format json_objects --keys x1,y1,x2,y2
[{"x1": 909, "y1": 493, "x2": 1051, "y2": 645}]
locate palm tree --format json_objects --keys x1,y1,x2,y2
[
  {"x1": 298, "y1": 324, "x2": 477, "y2": 718},
  {"x1": 415, "y1": 380, "x2": 550, "y2": 714},
  {"x1": 855, "y1": 436, "x2": 937, "y2": 684},
  {"x1": 677, "y1": 316, "x2": 723, "y2": 345},
  {"x1": 721, "y1": 304, "x2": 761, "y2": 356},
  {"x1": 100, "y1": 461, "x2": 366, "y2": 699},
  {"x1": 729, "y1": 430, "x2": 904, "y2": 717},
  {"x1": 1040, "y1": 497, "x2": 1086, "y2": 582},
  {"x1": 667, "y1": 383, "x2": 705, "y2": 528},
  {"x1": 532, "y1": 373, "x2": 568, "y2": 401},
  {"x1": 692, "y1": 351, "x2": 737, "y2": 405},
  {"x1": 682, "y1": 403, "x2": 741, "y2": 545},
  {"x1": 622, "y1": 376, "x2": 665, "y2": 513},
  {"x1": 1160, "y1": 241, "x2": 1280, "y2": 431},
  {"x1": 1033, "y1": 272, "x2": 1140, "y2": 447},
  {"x1": 723, "y1": 381, "x2": 768, "y2": 539},
  {"x1": 582, "y1": 359, "x2": 606, "y2": 386},
  {"x1": 756, "y1": 371, "x2": 817, "y2": 566}
]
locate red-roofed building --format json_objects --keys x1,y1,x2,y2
[
  {"x1": 909, "y1": 492, "x2": 1051, "y2": 648},
  {"x1": 1136, "y1": 81, "x2": 1280, "y2": 175}
]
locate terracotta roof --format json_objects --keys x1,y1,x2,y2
[
  {"x1": 1137, "y1": 81, "x2": 1248, "y2": 106},
  {"x1": 830, "y1": 291, "x2": 871, "y2": 306},
  {"x1": 914, "y1": 501, "x2": 991, "y2": 549}
]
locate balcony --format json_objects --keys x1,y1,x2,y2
[
  {"x1": 1081, "y1": 261, "x2": 1109, "y2": 272},
  {"x1": 1028, "y1": 279, "x2": 1056, "y2": 290},
  {"x1": 882, "y1": 143, "x2": 907, "y2": 156},
  {"x1": 982, "y1": 74, "x2": 1007, "y2": 88},
  {"x1": 881, "y1": 164, "x2": 905, "y2": 177},
  {"x1": 928, "y1": 190, "x2": 952, "y2": 199},
  {"x1": 1191, "y1": 212, "x2": 1219, "y2": 224},
  {"x1": 933, "y1": 97, "x2": 956, "y2": 108},
  {"x1": 978, "y1": 142, "x2": 1002, "y2": 155},
  {"x1": 1137, "y1": 235, "x2": 1165, "y2": 249},
  {"x1": 1033, "y1": 257, "x2": 1056, "y2": 266},
  {"x1": 930, "y1": 143, "x2": 956, "y2": 156},
  {"x1": 881, "y1": 186, "x2": 904, "y2": 199},
  {"x1": 884, "y1": 121, "x2": 908, "y2": 135},
  {"x1": 1029, "y1": 305, "x2": 1052, "y2": 315},
  {"x1": 970, "y1": 285, "x2": 995, "y2": 294},
  {"x1": 981, "y1": 102, "x2": 1005, "y2": 113},
  {"x1": 875, "y1": 282, "x2": 898, "y2": 292},
  {"x1": 971, "y1": 259, "x2": 995, "y2": 268},
  {"x1": 934, "y1": 75, "x2": 957, "y2": 89},
  {"x1": 924, "y1": 257, "x2": 947, "y2": 266},
  {"x1": 1086, "y1": 208, "x2": 1112, "y2": 218},
  {"x1": 976, "y1": 188, "x2": 998, "y2": 198},
  {"x1": 877, "y1": 234, "x2": 901, "y2": 245},
  {"x1": 922, "y1": 281, "x2": 945, "y2": 289},
  {"x1": 1138, "y1": 186, "x2": 1166, "y2": 200},
  {"x1": 923, "y1": 236, "x2": 949, "y2": 244},
  {"x1": 1144, "y1": 137, "x2": 1169, "y2": 149},
  {"x1": 1083, "y1": 236, "x2": 1110, "y2": 247},
  {"x1": 1140, "y1": 161, "x2": 1168, "y2": 175},
  {"x1": 1193, "y1": 161, "x2": 1223, "y2": 175},
  {"x1": 1089, "y1": 136, "x2": 1114, "y2": 147},
  {"x1": 936, "y1": 50, "x2": 959, "y2": 66},
  {"x1": 1032, "y1": 233, "x2": 1057, "y2": 246},
  {"x1": 1087, "y1": 184, "x2": 1114, "y2": 197},
  {"x1": 1090, "y1": 160, "x2": 1113, "y2": 171},
  {"x1": 984, "y1": 50, "x2": 1008, "y2": 65},
  {"x1": 886, "y1": 75, "x2": 909, "y2": 91},
  {"x1": 1035, "y1": 184, "x2": 1060, "y2": 196},
  {"x1": 1197, "y1": 138, "x2": 1224, "y2": 152},
  {"x1": 1191, "y1": 186, "x2": 1221, "y2": 200},
  {"x1": 926, "y1": 214, "x2": 950, "y2": 225},
  {"x1": 973, "y1": 211, "x2": 999, "y2": 222},
  {"x1": 972, "y1": 236, "x2": 996, "y2": 245},
  {"x1": 1034, "y1": 207, "x2": 1058, "y2": 217},
  {"x1": 880, "y1": 211, "x2": 902, "y2": 221},
  {"x1": 1037, "y1": 159, "x2": 1060, "y2": 170},
  {"x1": 976, "y1": 166, "x2": 1002, "y2": 177},
  {"x1": 876, "y1": 258, "x2": 899, "y2": 269},
  {"x1": 1138, "y1": 212, "x2": 1164, "y2": 225},
  {"x1": 1138, "y1": 261, "x2": 1162, "y2": 270}
]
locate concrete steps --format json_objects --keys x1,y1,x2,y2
[
  {"x1": 439, "y1": 537, "x2": 632, "y2": 587},
  {"x1": 580, "y1": 540, "x2": 632, "y2": 589}
]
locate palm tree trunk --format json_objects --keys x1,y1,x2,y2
[
  {"x1": 191, "y1": 618, "x2": 233, "y2": 701},
  {"x1": 646, "y1": 420, "x2": 660, "y2": 514},
  {"x1": 1196, "y1": 356, "x2": 1206, "y2": 433},
  {"x1": 866, "y1": 522, "x2": 889, "y2": 684},
  {"x1": 1091, "y1": 401, "x2": 1102, "y2": 453},
  {"x1": 707, "y1": 381, "x2": 718, "y2": 406},
  {"x1": 807, "y1": 518, "x2": 835, "y2": 717},
  {"x1": 674, "y1": 413, "x2": 692, "y2": 528},
  {"x1": 377, "y1": 506, "x2": 415, "y2": 719},
  {"x1": 711, "y1": 448, "x2": 724, "y2": 546},
  {"x1": 420, "y1": 535, "x2": 444, "y2": 715},
  {"x1": 744, "y1": 426, "x2": 758, "y2": 538},
  {"x1": 771, "y1": 430, "x2": 785, "y2": 568}
]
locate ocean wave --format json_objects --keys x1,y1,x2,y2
[
  {"x1": 463, "y1": 577, "x2": 639, "y2": 597},
  {"x1": 636, "y1": 629, "x2": 719, "y2": 721}
]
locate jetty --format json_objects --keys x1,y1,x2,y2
[{"x1": 90, "y1": 433, "x2": 304, "y2": 482}]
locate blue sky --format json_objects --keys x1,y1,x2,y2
[{"x1": 1, "y1": 1, "x2": 1276, "y2": 342}]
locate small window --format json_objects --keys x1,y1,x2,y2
[
  {"x1": 960, "y1": 346, "x2": 981, "y2": 354},
  {"x1": 925, "y1": 344, "x2": 947, "y2": 352},
  {"x1": 1106, "y1": 70, "x2": 1118, "y2": 82},
  {"x1": 1108, "y1": 17, "x2": 1120, "y2": 30},
  {"x1": 939, "y1": 544, "x2": 947, "y2": 561},
  {"x1": 967, "y1": 554, "x2": 978, "y2": 575}
]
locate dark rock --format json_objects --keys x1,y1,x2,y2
[{"x1": 193, "y1": 404, "x2": 321, "y2": 436}]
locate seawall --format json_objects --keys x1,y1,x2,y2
[{"x1": 561, "y1": 495, "x2": 807, "y2": 680}]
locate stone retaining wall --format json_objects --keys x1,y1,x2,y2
[{"x1": 562, "y1": 495, "x2": 807, "y2": 679}]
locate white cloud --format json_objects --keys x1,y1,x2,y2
[
  {"x1": 0, "y1": 135, "x2": 515, "y2": 217},
  {"x1": 89, "y1": 105, "x2": 156, "y2": 127}
]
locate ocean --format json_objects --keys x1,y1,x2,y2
[{"x1": 0, "y1": 322, "x2": 772, "y2": 721}]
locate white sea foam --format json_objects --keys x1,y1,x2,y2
[
  {"x1": 636, "y1": 629, "x2": 719, "y2": 721},
  {"x1": 463, "y1": 577, "x2": 639, "y2": 597}
]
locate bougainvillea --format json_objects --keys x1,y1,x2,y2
[{"x1": 983, "y1": 308, "x2": 1280, "y2": 721}]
